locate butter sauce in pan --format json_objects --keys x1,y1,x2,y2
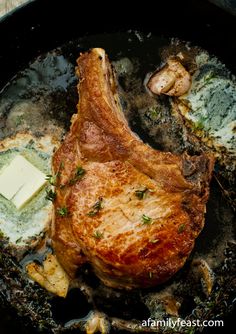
[{"x1": 0, "y1": 31, "x2": 235, "y2": 333}]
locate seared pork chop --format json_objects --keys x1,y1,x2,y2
[{"x1": 51, "y1": 48, "x2": 214, "y2": 289}]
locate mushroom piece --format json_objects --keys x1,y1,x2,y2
[{"x1": 147, "y1": 58, "x2": 191, "y2": 97}]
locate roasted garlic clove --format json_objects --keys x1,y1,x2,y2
[
  {"x1": 26, "y1": 253, "x2": 69, "y2": 298},
  {"x1": 192, "y1": 259, "x2": 215, "y2": 296},
  {"x1": 85, "y1": 312, "x2": 109, "y2": 334},
  {"x1": 147, "y1": 58, "x2": 191, "y2": 97},
  {"x1": 162, "y1": 295, "x2": 181, "y2": 317}
]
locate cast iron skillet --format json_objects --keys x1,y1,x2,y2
[
  {"x1": 1, "y1": 0, "x2": 236, "y2": 87},
  {"x1": 0, "y1": 0, "x2": 235, "y2": 333}
]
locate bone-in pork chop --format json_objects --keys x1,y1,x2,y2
[{"x1": 51, "y1": 48, "x2": 214, "y2": 289}]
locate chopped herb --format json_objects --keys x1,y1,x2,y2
[
  {"x1": 45, "y1": 189, "x2": 56, "y2": 202},
  {"x1": 191, "y1": 115, "x2": 207, "y2": 131},
  {"x1": 45, "y1": 174, "x2": 57, "y2": 185},
  {"x1": 57, "y1": 207, "x2": 69, "y2": 217},
  {"x1": 46, "y1": 163, "x2": 64, "y2": 186},
  {"x1": 68, "y1": 166, "x2": 86, "y2": 185},
  {"x1": 76, "y1": 166, "x2": 86, "y2": 177},
  {"x1": 135, "y1": 187, "x2": 155, "y2": 200},
  {"x1": 204, "y1": 72, "x2": 215, "y2": 84},
  {"x1": 178, "y1": 224, "x2": 186, "y2": 233},
  {"x1": 150, "y1": 238, "x2": 160, "y2": 244},
  {"x1": 26, "y1": 139, "x2": 35, "y2": 148},
  {"x1": 15, "y1": 115, "x2": 24, "y2": 126},
  {"x1": 149, "y1": 271, "x2": 153, "y2": 279},
  {"x1": 141, "y1": 214, "x2": 152, "y2": 225},
  {"x1": 87, "y1": 198, "x2": 103, "y2": 216},
  {"x1": 193, "y1": 121, "x2": 204, "y2": 131},
  {"x1": 16, "y1": 237, "x2": 22, "y2": 244},
  {"x1": 93, "y1": 230, "x2": 103, "y2": 239},
  {"x1": 68, "y1": 178, "x2": 76, "y2": 186},
  {"x1": 59, "y1": 161, "x2": 64, "y2": 170},
  {"x1": 135, "y1": 188, "x2": 148, "y2": 200},
  {"x1": 45, "y1": 171, "x2": 60, "y2": 186},
  {"x1": 147, "y1": 106, "x2": 159, "y2": 120}
]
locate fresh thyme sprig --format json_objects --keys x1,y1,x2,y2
[
  {"x1": 178, "y1": 224, "x2": 186, "y2": 233},
  {"x1": 57, "y1": 207, "x2": 69, "y2": 217},
  {"x1": 68, "y1": 166, "x2": 86, "y2": 185},
  {"x1": 45, "y1": 188, "x2": 56, "y2": 202},
  {"x1": 87, "y1": 198, "x2": 103, "y2": 217},
  {"x1": 45, "y1": 161, "x2": 64, "y2": 186},
  {"x1": 93, "y1": 230, "x2": 103, "y2": 239},
  {"x1": 135, "y1": 188, "x2": 148, "y2": 200},
  {"x1": 45, "y1": 174, "x2": 58, "y2": 186},
  {"x1": 141, "y1": 214, "x2": 152, "y2": 225}
]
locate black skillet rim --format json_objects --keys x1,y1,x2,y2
[{"x1": 1, "y1": 0, "x2": 236, "y2": 90}]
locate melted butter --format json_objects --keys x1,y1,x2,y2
[
  {"x1": 0, "y1": 50, "x2": 73, "y2": 249},
  {"x1": 0, "y1": 140, "x2": 52, "y2": 246}
]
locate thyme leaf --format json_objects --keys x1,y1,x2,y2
[
  {"x1": 141, "y1": 214, "x2": 152, "y2": 225},
  {"x1": 45, "y1": 189, "x2": 56, "y2": 202},
  {"x1": 178, "y1": 223, "x2": 186, "y2": 233},
  {"x1": 135, "y1": 187, "x2": 154, "y2": 200},
  {"x1": 93, "y1": 230, "x2": 103, "y2": 239},
  {"x1": 135, "y1": 188, "x2": 148, "y2": 200},
  {"x1": 45, "y1": 174, "x2": 58, "y2": 186},
  {"x1": 68, "y1": 166, "x2": 86, "y2": 185},
  {"x1": 45, "y1": 165, "x2": 61, "y2": 185},
  {"x1": 57, "y1": 207, "x2": 69, "y2": 217},
  {"x1": 59, "y1": 161, "x2": 65, "y2": 170},
  {"x1": 87, "y1": 198, "x2": 103, "y2": 217}
]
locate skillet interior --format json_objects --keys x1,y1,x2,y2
[{"x1": 0, "y1": 0, "x2": 235, "y2": 333}]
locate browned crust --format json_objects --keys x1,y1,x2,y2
[{"x1": 51, "y1": 49, "x2": 214, "y2": 289}]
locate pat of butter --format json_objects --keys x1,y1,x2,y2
[{"x1": 0, "y1": 155, "x2": 47, "y2": 209}]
